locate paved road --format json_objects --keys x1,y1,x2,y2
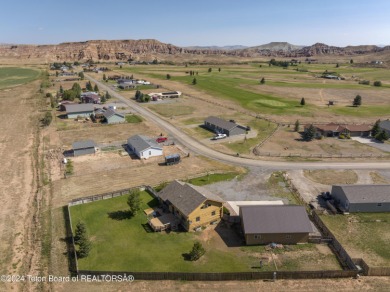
[{"x1": 86, "y1": 74, "x2": 390, "y2": 170}]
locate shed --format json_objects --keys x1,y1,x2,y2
[
  {"x1": 331, "y1": 184, "x2": 390, "y2": 212},
  {"x1": 240, "y1": 205, "x2": 313, "y2": 245},
  {"x1": 127, "y1": 135, "x2": 163, "y2": 159},
  {"x1": 72, "y1": 140, "x2": 97, "y2": 157},
  {"x1": 204, "y1": 116, "x2": 247, "y2": 136}
]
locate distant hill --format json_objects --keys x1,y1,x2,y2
[
  {"x1": 247, "y1": 42, "x2": 305, "y2": 51},
  {"x1": 185, "y1": 45, "x2": 249, "y2": 51},
  {"x1": 0, "y1": 39, "x2": 389, "y2": 62}
]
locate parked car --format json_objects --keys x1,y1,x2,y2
[
  {"x1": 211, "y1": 133, "x2": 227, "y2": 140},
  {"x1": 156, "y1": 137, "x2": 168, "y2": 143}
]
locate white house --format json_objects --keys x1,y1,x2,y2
[{"x1": 127, "y1": 135, "x2": 163, "y2": 159}]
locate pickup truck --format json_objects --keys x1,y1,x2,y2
[{"x1": 211, "y1": 133, "x2": 227, "y2": 140}]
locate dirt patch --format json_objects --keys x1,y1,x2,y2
[
  {"x1": 304, "y1": 170, "x2": 358, "y2": 185},
  {"x1": 370, "y1": 171, "x2": 390, "y2": 184}
]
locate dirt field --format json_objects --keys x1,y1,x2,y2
[
  {"x1": 303, "y1": 170, "x2": 358, "y2": 185},
  {"x1": 258, "y1": 126, "x2": 388, "y2": 159},
  {"x1": 0, "y1": 78, "x2": 42, "y2": 291}
]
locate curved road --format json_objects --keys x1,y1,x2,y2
[{"x1": 86, "y1": 74, "x2": 390, "y2": 170}]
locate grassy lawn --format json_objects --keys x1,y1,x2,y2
[
  {"x1": 320, "y1": 213, "x2": 390, "y2": 267},
  {"x1": 147, "y1": 104, "x2": 195, "y2": 117},
  {"x1": 70, "y1": 191, "x2": 251, "y2": 272},
  {"x1": 186, "y1": 172, "x2": 244, "y2": 186},
  {"x1": 125, "y1": 114, "x2": 143, "y2": 123},
  {"x1": 0, "y1": 67, "x2": 40, "y2": 89}
]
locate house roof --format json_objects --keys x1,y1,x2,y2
[
  {"x1": 127, "y1": 135, "x2": 162, "y2": 153},
  {"x1": 72, "y1": 140, "x2": 96, "y2": 150},
  {"x1": 65, "y1": 103, "x2": 94, "y2": 113},
  {"x1": 103, "y1": 109, "x2": 125, "y2": 119},
  {"x1": 379, "y1": 120, "x2": 390, "y2": 131},
  {"x1": 333, "y1": 184, "x2": 390, "y2": 203},
  {"x1": 240, "y1": 205, "x2": 313, "y2": 234},
  {"x1": 205, "y1": 116, "x2": 238, "y2": 131},
  {"x1": 158, "y1": 180, "x2": 223, "y2": 217}
]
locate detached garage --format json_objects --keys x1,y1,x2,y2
[{"x1": 72, "y1": 140, "x2": 97, "y2": 157}]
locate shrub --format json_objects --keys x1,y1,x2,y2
[
  {"x1": 358, "y1": 80, "x2": 370, "y2": 85},
  {"x1": 188, "y1": 241, "x2": 205, "y2": 261},
  {"x1": 373, "y1": 81, "x2": 382, "y2": 87}
]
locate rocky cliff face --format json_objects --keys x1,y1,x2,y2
[{"x1": 0, "y1": 39, "x2": 388, "y2": 61}]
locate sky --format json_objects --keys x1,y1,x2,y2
[{"x1": 1, "y1": 0, "x2": 390, "y2": 47}]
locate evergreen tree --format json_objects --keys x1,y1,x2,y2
[
  {"x1": 188, "y1": 241, "x2": 205, "y2": 261},
  {"x1": 192, "y1": 78, "x2": 197, "y2": 85},
  {"x1": 303, "y1": 124, "x2": 316, "y2": 141},
  {"x1": 78, "y1": 72, "x2": 84, "y2": 80},
  {"x1": 74, "y1": 221, "x2": 87, "y2": 244},
  {"x1": 105, "y1": 91, "x2": 111, "y2": 100},
  {"x1": 93, "y1": 84, "x2": 99, "y2": 92},
  {"x1": 260, "y1": 77, "x2": 265, "y2": 84},
  {"x1": 208, "y1": 68, "x2": 212, "y2": 73},
  {"x1": 371, "y1": 119, "x2": 381, "y2": 137},
  {"x1": 166, "y1": 74, "x2": 171, "y2": 80},
  {"x1": 127, "y1": 189, "x2": 141, "y2": 215},
  {"x1": 86, "y1": 81, "x2": 93, "y2": 91},
  {"x1": 42, "y1": 111, "x2": 52, "y2": 126},
  {"x1": 103, "y1": 74, "x2": 106, "y2": 81},
  {"x1": 353, "y1": 95, "x2": 362, "y2": 107},
  {"x1": 375, "y1": 130, "x2": 389, "y2": 142},
  {"x1": 294, "y1": 120, "x2": 300, "y2": 132},
  {"x1": 71, "y1": 83, "x2": 82, "y2": 98},
  {"x1": 59, "y1": 85, "x2": 64, "y2": 94},
  {"x1": 100, "y1": 94, "x2": 107, "y2": 103},
  {"x1": 218, "y1": 68, "x2": 221, "y2": 72},
  {"x1": 300, "y1": 97, "x2": 306, "y2": 106}
]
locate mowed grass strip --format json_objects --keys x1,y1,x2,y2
[
  {"x1": 0, "y1": 67, "x2": 40, "y2": 89},
  {"x1": 70, "y1": 191, "x2": 252, "y2": 272},
  {"x1": 147, "y1": 104, "x2": 195, "y2": 117}
]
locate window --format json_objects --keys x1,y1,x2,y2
[
  {"x1": 211, "y1": 211, "x2": 216, "y2": 216},
  {"x1": 377, "y1": 203, "x2": 382, "y2": 207},
  {"x1": 254, "y1": 234, "x2": 261, "y2": 239},
  {"x1": 286, "y1": 235, "x2": 292, "y2": 239},
  {"x1": 149, "y1": 151, "x2": 151, "y2": 155},
  {"x1": 196, "y1": 217, "x2": 200, "y2": 222}
]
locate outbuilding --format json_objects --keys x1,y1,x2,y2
[
  {"x1": 331, "y1": 184, "x2": 390, "y2": 212},
  {"x1": 72, "y1": 140, "x2": 97, "y2": 157},
  {"x1": 65, "y1": 104, "x2": 94, "y2": 119},
  {"x1": 103, "y1": 109, "x2": 125, "y2": 124},
  {"x1": 240, "y1": 205, "x2": 313, "y2": 245}
]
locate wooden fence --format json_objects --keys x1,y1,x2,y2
[
  {"x1": 354, "y1": 258, "x2": 390, "y2": 276},
  {"x1": 253, "y1": 151, "x2": 385, "y2": 159},
  {"x1": 311, "y1": 211, "x2": 357, "y2": 271},
  {"x1": 77, "y1": 269, "x2": 357, "y2": 281}
]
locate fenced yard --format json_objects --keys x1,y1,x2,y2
[{"x1": 68, "y1": 190, "x2": 342, "y2": 274}]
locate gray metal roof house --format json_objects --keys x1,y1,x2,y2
[
  {"x1": 240, "y1": 205, "x2": 313, "y2": 245},
  {"x1": 65, "y1": 104, "x2": 94, "y2": 119},
  {"x1": 157, "y1": 180, "x2": 223, "y2": 231},
  {"x1": 103, "y1": 109, "x2": 125, "y2": 124},
  {"x1": 72, "y1": 140, "x2": 97, "y2": 156},
  {"x1": 127, "y1": 135, "x2": 163, "y2": 159},
  {"x1": 204, "y1": 116, "x2": 247, "y2": 136},
  {"x1": 379, "y1": 120, "x2": 390, "y2": 136},
  {"x1": 331, "y1": 184, "x2": 390, "y2": 213}
]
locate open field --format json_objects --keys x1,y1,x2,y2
[
  {"x1": 321, "y1": 213, "x2": 390, "y2": 267},
  {"x1": 0, "y1": 68, "x2": 43, "y2": 291},
  {"x1": 117, "y1": 63, "x2": 390, "y2": 121},
  {"x1": 70, "y1": 191, "x2": 340, "y2": 272},
  {"x1": 303, "y1": 170, "x2": 358, "y2": 185},
  {"x1": 0, "y1": 66, "x2": 40, "y2": 89}
]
